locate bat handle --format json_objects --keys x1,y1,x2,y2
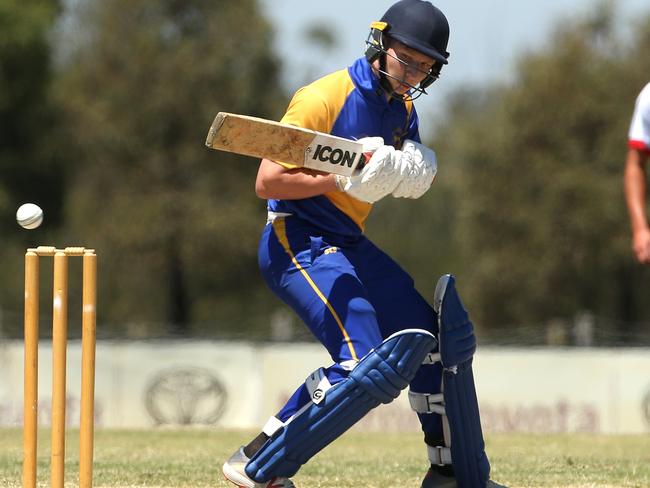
[{"x1": 358, "y1": 152, "x2": 373, "y2": 171}]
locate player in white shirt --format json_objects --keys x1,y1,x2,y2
[{"x1": 624, "y1": 82, "x2": 650, "y2": 264}]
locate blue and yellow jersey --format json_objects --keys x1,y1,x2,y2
[{"x1": 267, "y1": 57, "x2": 421, "y2": 236}]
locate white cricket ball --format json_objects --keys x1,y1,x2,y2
[{"x1": 16, "y1": 203, "x2": 44, "y2": 229}]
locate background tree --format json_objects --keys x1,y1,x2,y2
[
  {"x1": 58, "y1": 0, "x2": 288, "y2": 337},
  {"x1": 0, "y1": 0, "x2": 62, "y2": 223},
  {"x1": 3, "y1": 2, "x2": 650, "y2": 344},
  {"x1": 427, "y1": 5, "x2": 650, "y2": 342},
  {"x1": 1, "y1": 0, "x2": 287, "y2": 338},
  {"x1": 0, "y1": 0, "x2": 63, "y2": 335}
]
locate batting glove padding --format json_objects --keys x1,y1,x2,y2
[
  {"x1": 392, "y1": 140, "x2": 437, "y2": 199},
  {"x1": 335, "y1": 137, "x2": 406, "y2": 203},
  {"x1": 357, "y1": 136, "x2": 385, "y2": 155}
]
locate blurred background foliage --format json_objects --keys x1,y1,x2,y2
[{"x1": 1, "y1": 0, "x2": 649, "y2": 345}]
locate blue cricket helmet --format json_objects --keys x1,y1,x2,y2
[
  {"x1": 365, "y1": 0, "x2": 450, "y2": 96},
  {"x1": 381, "y1": 0, "x2": 450, "y2": 65}
]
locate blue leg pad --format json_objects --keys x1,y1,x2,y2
[
  {"x1": 435, "y1": 274, "x2": 490, "y2": 488},
  {"x1": 443, "y1": 359, "x2": 490, "y2": 488},
  {"x1": 434, "y1": 274, "x2": 476, "y2": 367},
  {"x1": 245, "y1": 329, "x2": 437, "y2": 482}
]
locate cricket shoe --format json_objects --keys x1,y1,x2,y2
[
  {"x1": 222, "y1": 446, "x2": 296, "y2": 488},
  {"x1": 420, "y1": 466, "x2": 508, "y2": 488}
]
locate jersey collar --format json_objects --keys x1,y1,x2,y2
[{"x1": 348, "y1": 57, "x2": 405, "y2": 109}]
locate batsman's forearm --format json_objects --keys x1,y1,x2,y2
[{"x1": 255, "y1": 158, "x2": 338, "y2": 200}]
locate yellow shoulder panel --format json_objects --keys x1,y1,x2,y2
[{"x1": 275, "y1": 68, "x2": 355, "y2": 169}]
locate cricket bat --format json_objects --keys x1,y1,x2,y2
[{"x1": 205, "y1": 112, "x2": 365, "y2": 176}]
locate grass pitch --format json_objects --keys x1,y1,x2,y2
[{"x1": 1, "y1": 428, "x2": 648, "y2": 487}]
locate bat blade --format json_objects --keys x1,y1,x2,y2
[{"x1": 205, "y1": 112, "x2": 364, "y2": 176}]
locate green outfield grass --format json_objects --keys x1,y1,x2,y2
[{"x1": 1, "y1": 428, "x2": 648, "y2": 487}]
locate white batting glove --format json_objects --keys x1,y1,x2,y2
[
  {"x1": 356, "y1": 136, "x2": 384, "y2": 155},
  {"x1": 391, "y1": 140, "x2": 437, "y2": 199},
  {"x1": 335, "y1": 138, "x2": 405, "y2": 203}
]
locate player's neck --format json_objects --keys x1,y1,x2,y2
[{"x1": 371, "y1": 62, "x2": 407, "y2": 103}]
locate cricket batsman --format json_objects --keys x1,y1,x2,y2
[{"x1": 222, "y1": 1, "x2": 506, "y2": 486}]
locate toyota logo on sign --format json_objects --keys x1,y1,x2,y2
[{"x1": 145, "y1": 367, "x2": 227, "y2": 426}]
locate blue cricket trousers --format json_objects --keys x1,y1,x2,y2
[{"x1": 258, "y1": 215, "x2": 443, "y2": 437}]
